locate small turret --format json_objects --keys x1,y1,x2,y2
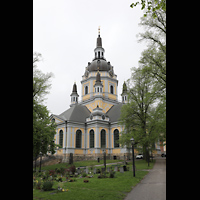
[
  {"x1": 121, "y1": 81, "x2": 128, "y2": 104},
  {"x1": 70, "y1": 82, "x2": 79, "y2": 106},
  {"x1": 94, "y1": 70, "x2": 103, "y2": 97}
]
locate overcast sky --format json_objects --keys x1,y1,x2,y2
[{"x1": 33, "y1": 0, "x2": 147, "y2": 115}]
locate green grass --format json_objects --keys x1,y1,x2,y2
[{"x1": 33, "y1": 160, "x2": 155, "y2": 200}]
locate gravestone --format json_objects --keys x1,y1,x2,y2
[
  {"x1": 101, "y1": 168, "x2": 105, "y2": 173},
  {"x1": 93, "y1": 168, "x2": 96, "y2": 174},
  {"x1": 69, "y1": 153, "x2": 73, "y2": 164},
  {"x1": 120, "y1": 167, "x2": 124, "y2": 173},
  {"x1": 77, "y1": 168, "x2": 81, "y2": 174},
  {"x1": 86, "y1": 167, "x2": 89, "y2": 174},
  {"x1": 123, "y1": 165, "x2": 127, "y2": 171},
  {"x1": 114, "y1": 166, "x2": 118, "y2": 172},
  {"x1": 107, "y1": 167, "x2": 110, "y2": 172}
]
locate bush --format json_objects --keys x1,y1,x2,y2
[
  {"x1": 42, "y1": 181, "x2": 54, "y2": 191},
  {"x1": 35, "y1": 180, "x2": 42, "y2": 190},
  {"x1": 82, "y1": 172, "x2": 87, "y2": 177},
  {"x1": 69, "y1": 165, "x2": 76, "y2": 174},
  {"x1": 109, "y1": 171, "x2": 115, "y2": 178}
]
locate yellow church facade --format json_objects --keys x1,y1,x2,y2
[{"x1": 50, "y1": 30, "x2": 129, "y2": 161}]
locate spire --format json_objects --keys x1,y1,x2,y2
[
  {"x1": 96, "y1": 26, "x2": 102, "y2": 47},
  {"x1": 121, "y1": 81, "x2": 128, "y2": 104},
  {"x1": 72, "y1": 82, "x2": 77, "y2": 93},
  {"x1": 70, "y1": 82, "x2": 79, "y2": 107},
  {"x1": 122, "y1": 81, "x2": 127, "y2": 94}
]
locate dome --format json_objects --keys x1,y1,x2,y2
[{"x1": 88, "y1": 59, "x2": 111, "y2": 72}]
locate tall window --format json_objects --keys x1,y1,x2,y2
[
  {"x1": 101, "y1": 129, "x2": 106, "y2": 148},
  {"x1": 59, "y1": 130, "x2": 63, "y2": 148},
  {"x1": 98, "y1": 51, "x2": 100, "y2": 58},
  {"x1": 90, "y1": 129, "x2": 94, "y2": 148},
  {"x1": 110, "y1": 85, "x2": 114, "y2": 94},
  {"x1": 76, "y1": 130, "x2": 82, "y2": 148},
  {"x1": 114, "y1": 129, "x2": 119, "y2": 148},
  {"x1": 85, "y1": 86, "x2": 88, "y2": 95}
]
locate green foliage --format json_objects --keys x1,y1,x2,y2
[
  {"x1": 120, "y1": 8, "x2": 166, "y2": 160},
  {"x1": 42, "y1": 181, "x2": 54, "y2": 191},
  {"x1": 33, "y1": 52, "x2": 57, "y2": 160},
  {"x1": 130, "y1": 0, "x2": 166, "y2": 18}
]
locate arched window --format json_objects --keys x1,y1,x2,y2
[
  {"x1": 76, "y1": 130, "x2": 82, "y2": 148},
  {"x1": 85, "y1": 86, "x2": 88, "y2": 95},
  {"x1": 59, "y1": 130, "x2": 63, "y2": 148},
  {"x1": 98, "y1": 51, "x2": 100, "y2": 58},
  {"x1": 110, "y1": 85, "x2": 114, "y2": 94},
  {"x1": 90, "y1": 129, "x2": 94, "y2": 148},
  {"x1": 101, "y1": 129, "x2": 106, "y2": 148},
  {"x1": 114, "y1": 129, "x2": 119, "y2": 148}
]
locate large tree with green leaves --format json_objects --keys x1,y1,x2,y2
[
  {"x1": 120, "y1": 66, "x2": 163, "y2": 164},
  {"x1": 33, "y1": 52, "x2": 57, "y2": 160},
  {"x1": 119, "y1": 4, "x2": 166, "y2": 161}
]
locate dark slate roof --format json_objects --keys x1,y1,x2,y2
[
  {"x1": 57, "y1": 104, "x2": 91, "y2": 123},
  {"x1": 106, "y1": 104, "x2": 123, "y2": 123},
  {"x1": 88, "y1": 59, "x2": 111, "y2": 72}
]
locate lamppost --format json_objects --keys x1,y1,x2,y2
[{"x1": 130, "y1": 137, "x2": 135, "y2": 177}]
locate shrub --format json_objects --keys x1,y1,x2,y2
[
  {"x1": 82, "y1": 172, "x2": 87, "y2": 177},
  {"x1": 42, "y1": 181, "x2": 54, "y2": 191},
  {"x1": 35, "y1": 180, "x2": 42, "y2": 190},
  {"x1": 49, "y1": 170, "x2": 56, "y2": 176},
  {"x1": 109, "y1": 171, "x2": 115, "y2": 178},
  {"x1": 69, "y1": 165, "x2": 76, "y2": 174}
]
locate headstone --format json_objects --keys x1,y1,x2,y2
[
  {"x1": 86, "y1": 167, "x2": 89, "y2": 174},
  {"x1": 101, "y1": 168, "x2": 105, "y2": 173},
  {"x1": 120, "y1": 167, "x2": 124, "y2": 173},
  {"x1": 77, "y1": 168, "x2": 81, "y2": 174},
  {"x1": 69, "y1": 153, "x2": 73, "y2": 164},
  {"x1": 114, "y1": 166, "x2": 118, "y2": 172},
  {"x1": 123, "y1": 165, "x2": 127, "y2": 171},
  {"x1": 93, "y1": 168, "x2": 96, "y2": 174},
  {"x1": 107, "y1": 167, "x2": 110, "y2": 172}
]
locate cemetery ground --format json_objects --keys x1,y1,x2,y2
[{"x1": 33, "y1": 159, "x2": 155, "y2": 200}]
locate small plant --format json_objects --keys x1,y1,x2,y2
[
  {"x1": 49, "y1": 170, "x2": 56, "y2": 176},
  {"x1": 42, "y1": 181, "x2": 54, "y2": 191},
  {"x1": 109, "y1": 171, "x2": 115, "y2": 178},
  {"x1": 82, "y1": 172, "x2": 87, "y2": 177},
  {"x1": 35, "y1": 180, "x2": 42, "y2": 190},
  {"x1": 69, "y1": 165, "x2": 76, "y2": 174}
]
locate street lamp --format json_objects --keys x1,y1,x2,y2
[{"x1": 130, "y1": 137, "x2": 135, "y2": 177}]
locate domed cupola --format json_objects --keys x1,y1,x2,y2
[{"x1": 87, "y1": 27, "x2": 113, "y2": 72}]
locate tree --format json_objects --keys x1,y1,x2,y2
[
  {"x1": 120, "y1": 67, "x2": 163, "y2": 164},
  {"x1": 130, "y1": 0, "x2": 166, "y2": 18},
  {"x1": 33, "y1": 52, "x2": 57, "y2": 160}
]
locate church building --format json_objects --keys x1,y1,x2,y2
[{"x1": 50, "y1": 29, "x2": 129, "y2": 161}]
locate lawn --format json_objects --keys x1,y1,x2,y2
[{"x1": 33, "y1": 159, "x2": 155, "y2": 200}]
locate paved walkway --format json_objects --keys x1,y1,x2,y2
[{"x1": 124, "y1": 157, "x2": 166, "y2": 200}]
